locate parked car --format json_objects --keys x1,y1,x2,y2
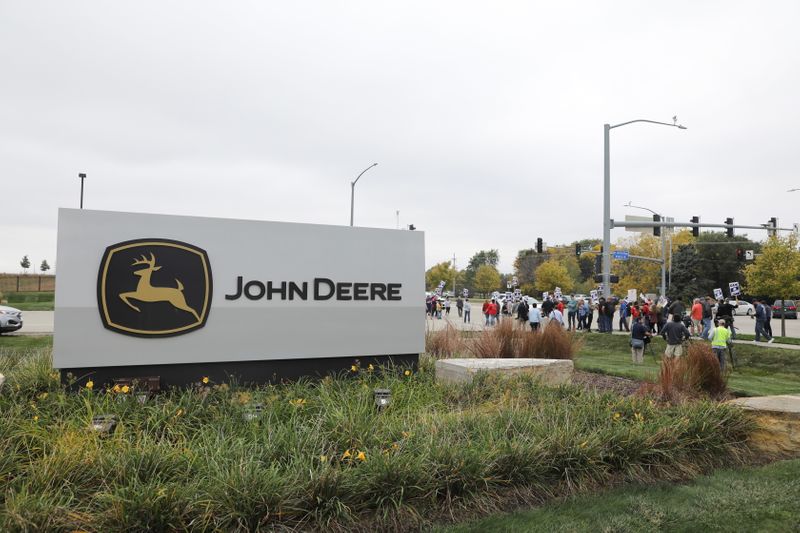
[
  {"x1": 712, "y1": 300, "x2": 754, "y2": 317},
  {"x1": 772, "y1": 299, "x2": 798, "y2": 319},
  {"x1": 0, "y1": 305, "x2": 23, "y2": 334}
]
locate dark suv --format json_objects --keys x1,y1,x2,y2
[{"x1": 772, "y1": 300, "x2": 797, "y2": 319}]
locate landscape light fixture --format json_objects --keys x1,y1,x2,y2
[
  {"x1": 373, "y1": 388, "x2": 391, "y2": 411},
  {"x1": 90, "y1": 414, "x2": 118, "y2": 436},
  {"x1": 244, "y1": 403, "x2": 264, "y2": 421}
]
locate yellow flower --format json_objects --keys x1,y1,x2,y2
[
  {"x1": 401, "y1": 431, "x2": 410, "y2": 439},
  {"x1": 176, "y1": 409, "x2": 184, "y2": 417},
  {"x1": 289, "y1": 398, "x2": 307, "y2": 407},
  {"x1": 356, "y1": 451, "x2": 367, "y2": 461},
  {"x1": 342, "y1": 449, "x2": 352, "y2": 460},
  {"x1": 613, "y1": 412, "x2": 621, "y2": 420},
  {"x1": 367, "y1": 364, "x2": 374, "y2": 372},
  {"x1": 392, "y1": 442, "x2": 400, "y2": 450},
  {"x1": 580, "y1": 441, "x2": 588, "y2": 448},
  {"x1": 404, "y1": 370, "x2": 411, "y2": 377},
  {"x1": 85, "y1": 380, "x2": 94, "y2": 390},
  {"x1": 202, "y1": 376, "x2": 210, "y2": 384},
  {"x1": 320, "y1": 455, "x2": 328, "y2": 462},
  {"x1": 121, "y1": 385, "x2": 130, "y2": 394},
  {"x1": 350, "y1": 365, "x2": 358, "y2": 372},
  {"x1": 112, "y1": 384, "x2": 121, "y2": 393},
  {"x1": 33, "y1": 415, "x2": 39, "y2": 421}
]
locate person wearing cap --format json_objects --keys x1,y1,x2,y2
[
  {"x1": 711, "y1": 318, "x2": 732, "y2": 372},
  {"x1": 661, "y1": 313, "x2": 691, "y2": 357}
]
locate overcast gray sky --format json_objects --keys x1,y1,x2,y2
[{"x1": 2, "y1": 1, "x2": 799, "y2": 275}]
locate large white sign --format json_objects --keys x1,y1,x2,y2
[{"x1": 54, "y1": 209, "x2": 425, "y2": 368}]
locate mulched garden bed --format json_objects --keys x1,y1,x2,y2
[{"x1": 572, "y1": 370, "x2": 643, "y2": 396}]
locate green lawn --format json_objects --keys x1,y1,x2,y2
[
  {"x1": 444, "y1": 458, "x2": 800, "y2": 532},
  {"x1": 736, "y1": 333, "x2": 800, "y2": 345},
  {"x1": 2, "y1": 291, "x2": 54, "y2": 311},
  {"x1": 0, "y1": 335, "x2": 52, "y2": 349},
  {"x1": 576, "y1": 334, "x2": 800, "y2": 397}
]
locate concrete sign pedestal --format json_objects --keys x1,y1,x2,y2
[{"x1": 435, "y1": 358, "x2": 573, "y2": 386}]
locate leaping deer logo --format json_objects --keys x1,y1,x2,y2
[{"x1": 119, "y1": 252, "x2": 201, "y2": 321}]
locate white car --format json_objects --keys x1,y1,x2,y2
[
  {"x1": 0, "y1": 305, "x2": 23, "y2": 334},
  {"x1": 733, "y1": 301, "x2": 755, "y2": 316}
]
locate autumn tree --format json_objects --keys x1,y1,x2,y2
[
  {"x1": 534, "y1": 260, "x2": 574, "y2": 294},
  {"x1": 513, "y1": 248, "x2": 546, "y2": 290},
  {"x1": 463, "y1": 249, "x2": 499, "y2": 293},
  {"x1": 473, "y1": 264, "x2": 501, "y2": 295},
  {"x1": 425, "y1": 261, "x2": 461, "y2": 292},
  {"x1": 745, "y1": 235, "x2": 800, "y2": 336}
]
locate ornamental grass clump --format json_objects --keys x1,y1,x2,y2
[
  {"x1": 469, "y1": 320, "x2": 579, "y2": 360},
  {"x1": 425, "y1": 324, "x2": 463, "y2": 358},
  {"x1": 657, "y1": 342, "x2": 728, "y2": 400},
  {"x1": 0, "y1": 344, "x2": 754, "y2": 532}
]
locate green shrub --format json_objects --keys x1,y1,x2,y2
[{"x1": 0, "y1": 348, "x2": 754, "y2": 531}]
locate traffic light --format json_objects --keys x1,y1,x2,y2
[
  {"x1": 691, "y1": 216, "x2": 700, "y2": 237},
  {"x1": 768, "y1": 217, "x2": 778, "y2": 237},
  {"x1": 408, "y1": 224, "x2": 416, "y2": 231},
  {"x1": 575, "y1": 243, "x2": 581, "y2": 256},
  {"x1": 725, "y1": 217, "x2": 734, "y2": 238},
  {"x1": 736, "y1": 248, "x2": 744, "y2": 261},
  {"x1": 536, "y1": 238, "x2": 543, "y2": 254},
  {"x1": 653, "y1": 214, "x2": 661, "y2": 236}
]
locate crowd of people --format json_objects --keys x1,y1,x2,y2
[{"x1": 426, "y1": 290, "x2": 778, "y2": 373}]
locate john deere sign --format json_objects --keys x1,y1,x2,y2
[{"x1": 54, "y1": 209, "x2": 424, "y2": 386}]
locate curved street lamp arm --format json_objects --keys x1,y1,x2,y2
[
  {"x1": 624, "y1": 201, "x2": 660, "y2": 216},
  {"x1": 610, "y1": 119, "x2": 687, "y2": 130},
  {"x1": 352, "y1": 162, "x2": 378, "y2": 186}
]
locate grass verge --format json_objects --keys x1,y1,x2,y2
[
  {"x1": 2, "y1": 291, "x2": 54, "y2": 311},
  {"x1": 576, "y1": 334, "x2": 800, "y2": 397},
  {"x1": 0, "y1": 342, "x2": 755, "y2": 531},
  {"x1": 443, "y1": 458, "x2": 800, "y2": 532}
]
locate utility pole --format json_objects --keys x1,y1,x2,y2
[{"x1": 452, "y1": 253, "x2": 457, "y2": 297}]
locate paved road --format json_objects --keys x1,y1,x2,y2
[{"x1": 8, "y1": 310, "x2": 800, "y2": 344}]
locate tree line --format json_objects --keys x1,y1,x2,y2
[{"x1": 426, "y1": 231, "x2": 790, "y2": 300}]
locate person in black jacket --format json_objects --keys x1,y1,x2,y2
[{"x1": 661, "y1": 314, "x2": 691, "y2": 357}]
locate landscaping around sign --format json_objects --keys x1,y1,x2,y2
[{"x1": 0, "y1": 335, "x2": 757, "y2": 531}]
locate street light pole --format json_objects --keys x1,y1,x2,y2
[
  {"x1": 350, "y1": 163, "x2": 378, "y2": 227},
  {"x1": 602, "y1": 118, "x2": 686, "y2": 298},
  {"x1": 78, "y1": 173, "x2": 87, "y2": 209},
  {"x1": 624, "y1": 202, "x2": 667, "y2": 298}
]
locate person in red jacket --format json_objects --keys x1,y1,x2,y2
[
  {"x1": 482, "y1": 299, "x2": 490, "y2": 326},
  {"x1": 488, "y1": 299, "x2": 499, "y2": 326}
]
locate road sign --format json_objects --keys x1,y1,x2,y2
[
  {"x1": 612, "y1": 250, "x2": 630, "y2": 260},
  {"x1": 745, "y1": 250, "x2": 754, "y2": 261}
]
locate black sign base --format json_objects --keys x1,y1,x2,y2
[{"x1": 60, "y1": 353, "x2": 419, "y2": 390}]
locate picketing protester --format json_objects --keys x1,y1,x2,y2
[
  {"x1": 463, "y1": 299, "x2": 471, "y2": 323},
  {"x1": 618, "y1": 298, "x2": 630, "y2": 332},
  {"x1": 482, "y1": 299, "x2": 491, "y2": 325},
  {"x1": 528, "y1": 303, "x2": 542, "y2": 331},
  {"x1": 630, "y1": 316, "x2": 652, "y2": 364},
  {"x1": 716, "y1": 298, "x2": 738, "y2": 339},
  {"x1": 517, "y1": 297, "x2": 529, "y2": 323},
  {"x1": 649, "y1": 303, "x2": 661, "y2": 334},
  {"x1": 596, "y1": 297, "x2": 607, "y2": 332},
  {"x1": 444, "y1": 298, "x2": 451, "y2": 316},
  {"x1": 668, "y1": 297, "x2": 686, "y2": 321},
  {"x1": 764, "y1": 301, "x2": 774, "y2": 338},
  {"x1": 641, "y1": 299, "x2": 652, "y2": 332},
  {"x1": 435, "y1": 299, "x2": 443, "y2": 319},
  {"x1": 488, "y1": 299, "x2": 499, "y2": 326},
  {"x1": 549, "y1": 305, "x2": 565, "y2": 328},
  {"x1": 690, "y1": 298, "x2": 703, "y2": 337},
  {"x1": 700, "y1": 296, "x2": 714, "y2": 339},
  {"x1": 661, "y1": 313, "x2": 691, "y2": 357},
  {"x1": 577, "y1": 298, "x2": 588, "y2": 330},
  {"x1": 566, "y1": 295, "x2": 578, "y2": 331},
  {"x1": 710, "y1": 318, "x2": 732, "y2": 372},
  {"x1": 605, "y1": 297, "x2": 616, "y2": 334},
  {"x1": 752, "y1": 299, "x2": 774, "y2": 343},
  {"x1": 542, "y1": 296, "x2": 555, "y2": 317},
  {"x1": 586, "y1": 299, "x2": 595, "y2": 332},
  {"x1": 456, "y1": 296, "x2": 463, "y2": 317}
]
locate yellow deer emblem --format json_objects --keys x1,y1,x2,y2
[{"x1": 119, "y1": 253, "x2": 201, "y2": 321}]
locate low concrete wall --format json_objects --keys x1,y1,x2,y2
[{"x1": 435, "y1": 358, "x2": 573, "y2": 386}]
